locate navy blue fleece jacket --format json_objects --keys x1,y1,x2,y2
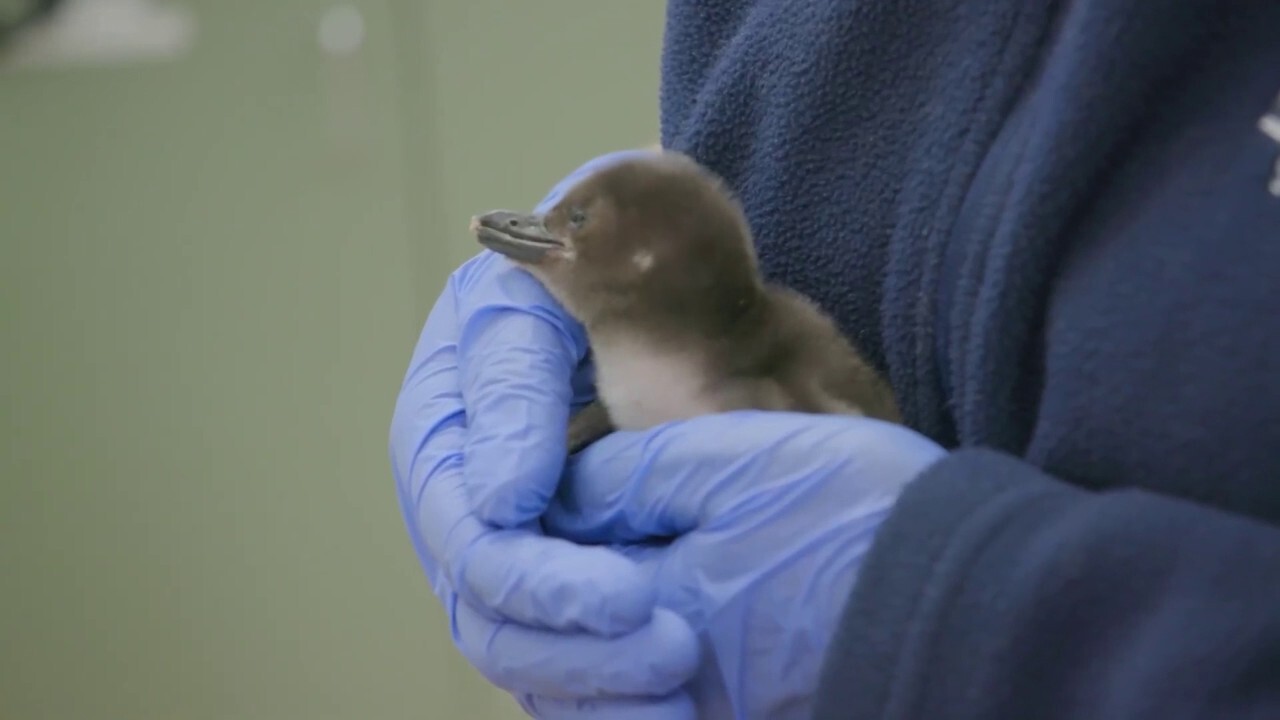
[{"x1": 658, "y1": 1, "x2": 1280, "y2": 718}]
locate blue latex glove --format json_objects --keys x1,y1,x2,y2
[
  {"x1": 389, "y1": 150, "x2": 706, "y2": 718},
  {"x1": 542, "y1": 411, "x2": 948, "y2": 718}
]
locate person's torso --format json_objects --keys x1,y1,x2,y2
[{"x1": 660, "y1": 0, "x2": 1280, "y2": 523}]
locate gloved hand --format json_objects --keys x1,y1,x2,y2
[
  {"x1": 542, "y1": 411, "x2": 948, "y2": 719},
  {"x1": 389, "y1": 149, "x2": 706, "y2": 718}
]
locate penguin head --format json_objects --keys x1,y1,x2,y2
[{"x1": 471, "y1": 151, "x2": 761, "y2": 330}]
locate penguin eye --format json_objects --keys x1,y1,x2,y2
[{"x1": 568, "y1": 208, "x2": 587, "y2": 228}]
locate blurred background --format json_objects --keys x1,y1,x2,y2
[{"x1": 0, "y1": 1, "x2": 664, "y2": 717}]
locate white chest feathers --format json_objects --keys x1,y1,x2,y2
[{"x1": 590, "y1": 336, "x2": 719, "y2": 431}]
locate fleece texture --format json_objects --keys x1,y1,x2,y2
[{"x1": 658, "y1": 0, "x2": 1280, "y2": 717}]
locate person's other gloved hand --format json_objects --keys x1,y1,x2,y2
[
  {"x1": 543, "y1": 411, "x2": 948, "y2": 719},
  {"x1": 389, "y1": 149, "x2": 704, "y2": 718}
]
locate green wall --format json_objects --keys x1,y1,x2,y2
[{"x1": 0, "y1": 2, "x2": 665, "y2": 717}]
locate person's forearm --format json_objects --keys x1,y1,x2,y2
[{"x1": 814, "y1": 447, "x2": 1280, "y2": 720}]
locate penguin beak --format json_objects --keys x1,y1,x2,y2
[{"x1": 471, "y1": 210, "x2": 565, "y2": 264}]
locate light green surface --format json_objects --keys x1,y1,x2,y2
[{"x1": 0, "y1": 2, "x2": 664, "y2": 717}]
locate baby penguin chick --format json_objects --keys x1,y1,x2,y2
[{"x1": 470, "y1": 150, "x2": 901, "y2": 453}]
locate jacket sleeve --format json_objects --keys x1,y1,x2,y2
[{"x1": 812, "y1": 447, "x2": 1280, "y2": 720}]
